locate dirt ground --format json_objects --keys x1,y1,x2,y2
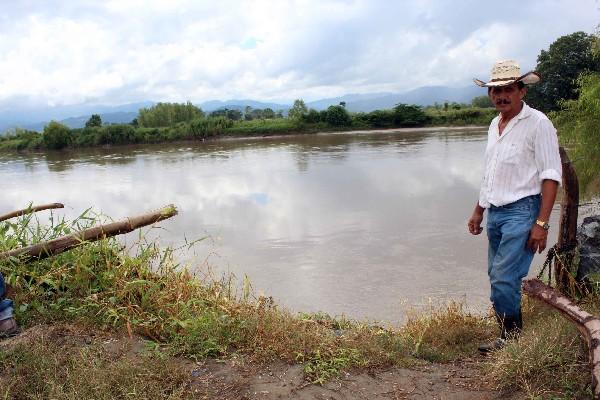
[
  {"x1": 1, "y1": 324, "x2": 521, "y2": 400},
  {"x1": 189, "y1": 358, "x2": 520, "y2": 400}
]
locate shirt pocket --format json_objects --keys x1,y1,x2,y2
[{"x1": 498, "y1": 142, "x2": 521, "y2": 165}]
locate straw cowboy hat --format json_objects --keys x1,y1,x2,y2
[{"x1": 474, "y1": 59, "x2": 541, "y2": 87}]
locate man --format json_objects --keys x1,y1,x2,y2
[
  {"x1": 468, "y1": 60, "x2": 562, "y2": 353},
  {"x1": 0, "y1": 272, "x2": 17, "y2": 337}
]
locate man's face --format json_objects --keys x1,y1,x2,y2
[{"x1": 488, "y1": 83, "x2": 526, "y2": 115}]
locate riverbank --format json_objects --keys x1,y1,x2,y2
[
  {"x1": 0, "y1": 124, "x2": 488, "y2": 159},
  {"x1": 0, "y1": 322, "x2": 519, "y2": 399},
  {"x1": 0, "y1": 209, "x2": 594, "y2": 398}
]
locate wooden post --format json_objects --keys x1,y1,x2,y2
[
  {"x1": 0, "y1": 205, "x2": 177, "y2": 261},
  {"x1": 555, "y1": 147, "x2": 579, "y2": 292},
  {"x1": 523, "y1": 278, "x2": 600, "y2": 399}
]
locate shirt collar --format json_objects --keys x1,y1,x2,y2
[
  {"x1": 516, "y1": 101, "x2": 531, "y2": 120},
  {"x1": 494, "y1": 101, "x2": 530, "y2": 140}
]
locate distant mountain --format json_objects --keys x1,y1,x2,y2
[
  {"x1": 198, "y1": 99, "x2": 289, "y2": 113},
  {"x1": 0, "y1": 101, "x2": 153, "y2": 132},
  {"x1": 32, "y1": 111, "x2": 139, "y2": 131},
  {"x1": 306, "y1": 92, "x2": 392, "y2": 110},
  {"x1": 314, "y1": 86, "x2": 486, "y2": 112}
]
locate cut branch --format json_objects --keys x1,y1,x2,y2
[
  {"x1": 523, "y1": 278, "x2": 600, "y2": 399},
  {"x1": 0, "y1": 203, "x2": 65, "y2": 222},
  {"x1": 0, "y1": 205, "x2": 178, "y2": 261}
]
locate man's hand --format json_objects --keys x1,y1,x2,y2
[
  {"x1": 527, "y1": 224, "x2": 548, "y2": 253},
  {"x1": 468, "y1": 208, "x2": 484, "y2": 235}
]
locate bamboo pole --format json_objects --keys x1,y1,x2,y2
[
  {"x1": 0, "y1": 205, "x2": 177, "y2": 261},
  {"x1": 0, "y1": 203, "x2": 64, "y2": 222},
  {"x1": 555, "y1": 147, "x2": 579, "y2": 292},
  {"x1": 523, "y1": 278, "x2": 600, "y2": 399}
]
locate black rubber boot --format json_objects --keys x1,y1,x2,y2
[
  {"x1": 500, "y1": 314, "x2": 521, "y2": 340},
  {"x1": 478, "y1": 312, "x2": 522, "y2": 354}
]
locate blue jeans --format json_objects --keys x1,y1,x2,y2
[
  {"x1": 487, "y1": 195, "x2": 540, "y2": 318},
  {"x1": 0, "y1": 272, "x2": 14, "y2": 321}
]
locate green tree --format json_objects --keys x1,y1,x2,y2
[
  {"x1": 138, "y1": 102, "x2": 204, "y2": 127},
  {"x1": 393, "y1": 103, "x2": 428, "y2": 126},
  {"x1": 288, "y1": 99, "x2": 308, "y2": 120},
  {"x1": 42, "y1": 121, "x2": 72, "y2": 150},
  {"x1": 250, "y1": 108, "x2": 263, "y2": 120},
  {"x1": 303, "y1": 108, "x2": 321, "y2": 123},
  {"x1": 471, "y1": 95, "x2": 493, "y2": 108},
  {"x1": 209, "y1": 108, "x2": 242, "y2": 120},
  {"x1": 324, "y1": 105, "x2": 351, "y2": 126},
  {"x1": 85, "y1": 114, "x2": 102, "y2": 128},
  {"x1": 226, "y1": 109, "x2": 243, "y2": 121},
  {"x1": 262, "y1": 108, "x2": 275, "y2": 119},
  {"x1": 189, "y1": 117, "x2": 233, "y2": 139},
  {"x1": 244, "y1": 106, "x2": 253, "y2": 120},
  {"x1": 527, "y1": 31, "x2": 600, "y2": 112}
]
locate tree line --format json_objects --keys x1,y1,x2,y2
[{"x1": 1, "y1": 100, "x2": 494, "y2": 151}]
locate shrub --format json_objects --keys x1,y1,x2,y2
[
  {"x1": 189, "y1": 117, "x2": 233, "y2": 138},
  {"x1": 324, "y1": 105, "x2": 351, "y2": 126},
  {"x1": 302, "y1": 109, "x2": 321, "y2": 123},
  {"x1": 393, "y1": 104, "x2": 428, "y2": 126},
  {"x1": 138, "y1": 102, "x2": 204, "y2": 127},
  {"x1": 42, "y1": 121, "x2": 72, "y2": 150}
]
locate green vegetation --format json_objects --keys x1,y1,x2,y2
[
  {"x1": 527, "y1": 31, "x2": 600, "y2": 113},
  {"x1": 42, "y1": 121, "x2": 73, "y2": 150},
  {"x1": 549, "y1": 33, "x2": 600, "y2": 195},
  {"x1": 0, "y1": 327, "x2": 193, "y2": 399},
  {"x1": 471, "y1": 95, "x2": 493, "y2": 108},
  {"x1": 0, "y1": 100, "x2": 495, "y2": 151},
  {"x1": 85, "y1": 114, "x2": 102, "y2": 128},
  {"x1": 425, "y1": 106, "x2": 497, "y2": 126},
  {"x1": 138, "y1": 102, "x2": 204, "y2": 127},
  {"x1": 485, "y1": 297, "x2": 596, "y2": 398},
  {"x1": 553, "y1": 72, "x2": 600, "y2": 193},
  {"x1": 0, "y1": 99, "x2": 493, "y2": 153},
  {"x1": 288, "y1": 99, "x2": 308, "y2": 120}
]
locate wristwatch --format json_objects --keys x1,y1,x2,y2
[{"x1": 535, "y1": 219, "x2": 550, "y2": 230}]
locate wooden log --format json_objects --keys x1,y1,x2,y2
[
  {"x1": 0, "y1": 205, "x2": 177, "y2": 261},
  {"x1": 555, "y1": 147, "x2": 579, "y2": 292},
  {"x1": 0, "y1": 203, "x2": 65, "y2": 222},
  {"x1": 523, "y1": 278, "x2": 600, "y2": 399}
]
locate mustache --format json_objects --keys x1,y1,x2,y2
[{"x1": 496, "y1": 99, "x2": 511, "y2": 105}]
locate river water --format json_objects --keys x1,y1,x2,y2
[{"x1": 1, "y1": 127, "x2": 557, "y2": 323}]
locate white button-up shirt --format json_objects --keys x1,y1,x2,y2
[{"x1": 479, "y1": 102, "x2": 562, "y2": 208}]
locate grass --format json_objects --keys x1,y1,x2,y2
[
  {"x1": 484, "y1": 297, "x2": 595, "y2": 399},
  {"x1": 0, "y1": 208, "x2": 596, "y2": 398},
  {"x1": 0, "y1": 325, "x2": 193, "y2": 399},
  {"x1": 224, "y1": 118, "x2": 302, "y2": 136}
]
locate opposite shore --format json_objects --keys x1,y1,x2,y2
[{"x1": 0, "y1": 102, "x2": 496, "y2": 153}]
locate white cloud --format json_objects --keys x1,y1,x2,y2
[{"x1": 0, "y1": 0, "x2": 597, "y2": 106}]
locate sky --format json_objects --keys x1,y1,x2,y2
[{"x1": 0, "y1": 0, "x2": 598, "y2": 108}]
